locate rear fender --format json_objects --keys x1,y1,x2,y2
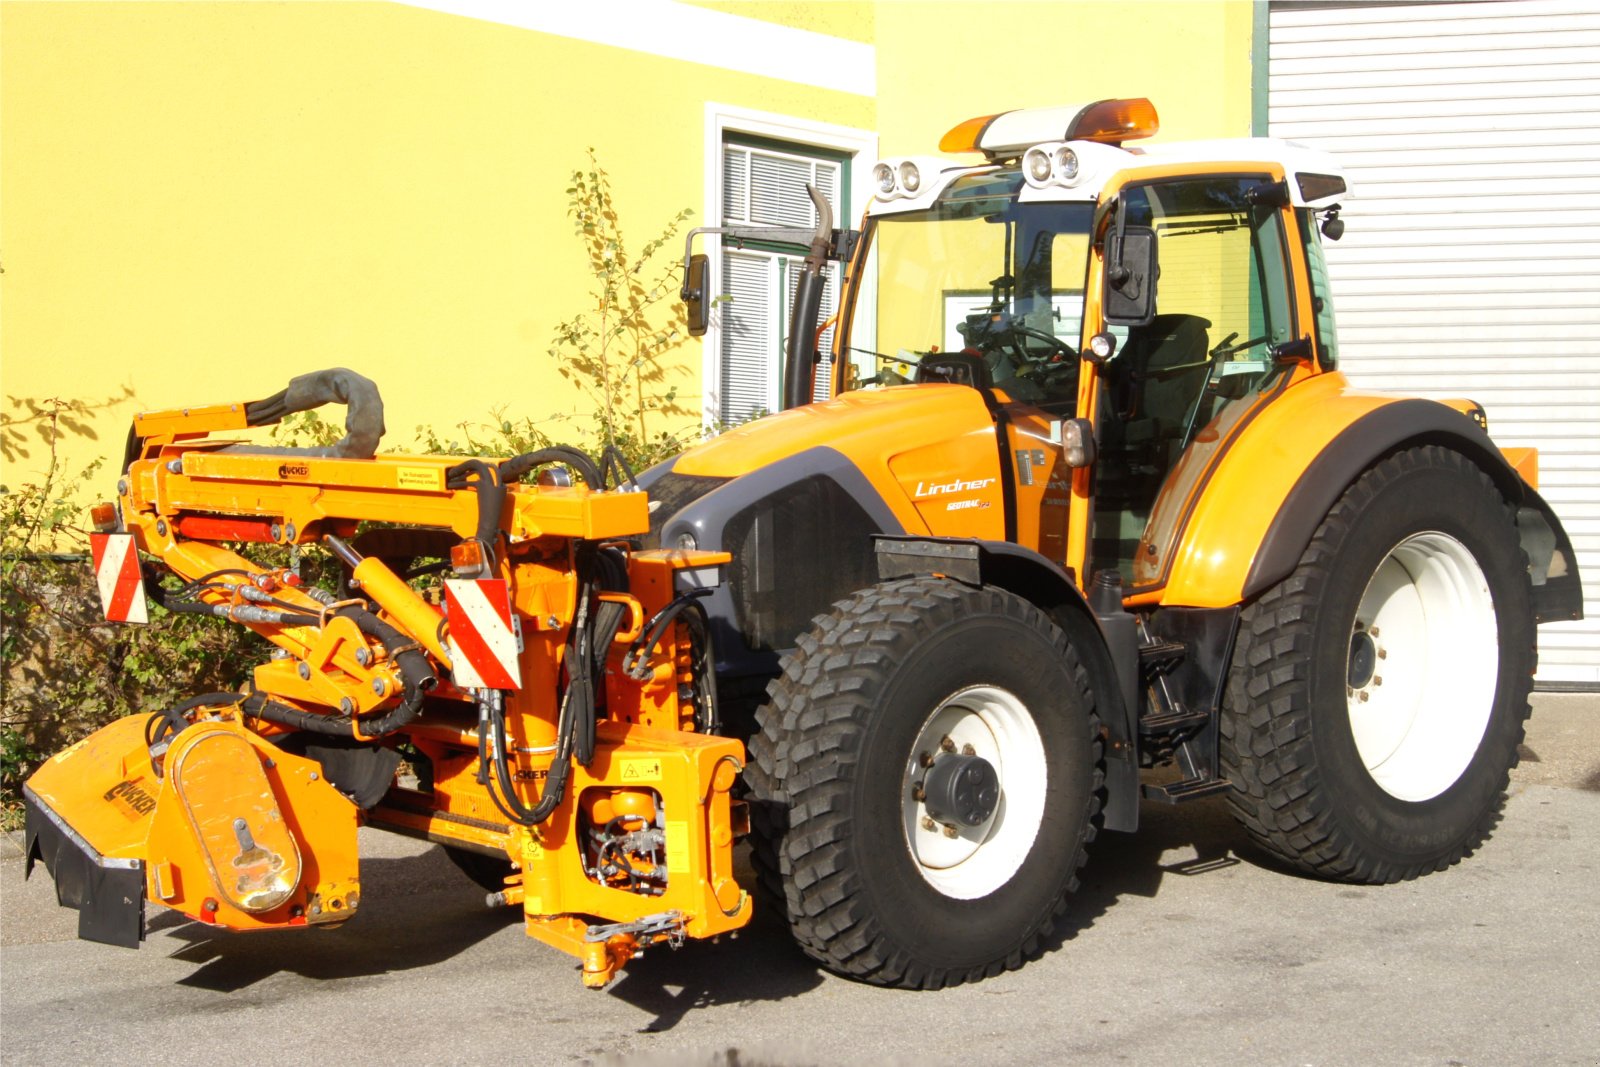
[{"x1": 1158, "y1": 375, "x2": 1584, "y2": 621}]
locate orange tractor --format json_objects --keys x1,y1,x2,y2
[{"x1": 26, "y1": 99, "x2": 1583, "y2": 989}]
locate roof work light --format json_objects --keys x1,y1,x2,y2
[{"x1": 941, "y1": 98, "x2": 1160, "y2": 158}]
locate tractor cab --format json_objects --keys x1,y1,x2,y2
[{"x1": 835, "y1": 99, "x2": 1350, "y2": 589}]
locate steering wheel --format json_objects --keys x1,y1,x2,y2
[
  {"x1": 1000, "y1": 325, "x2": 1079, "y2": 399},
  {"x1": 1003, "y1": 323, "x2": 1077, "y2": 364}
]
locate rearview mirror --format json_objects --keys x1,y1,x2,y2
[
  {"x1": 1103, "y1": 226, "x2": 1157, "y2": 327},
  {"x1": 682, "y1": 253, "x2": 709, "y2": 337}
]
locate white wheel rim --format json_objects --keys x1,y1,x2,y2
[
  {"x1": 901, "y1": 685, "x2": 1046, "y2": 899},
  {"x1": 1346, "y1": 531, "x2": 1498, "y2": 802}
]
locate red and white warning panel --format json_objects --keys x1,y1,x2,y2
[
  {"x1": 444, "y1": 578, "x2": 522, "y2": 689},
  {"x1": 90, "y1": 532, "x2": 149, "y2": 624}
]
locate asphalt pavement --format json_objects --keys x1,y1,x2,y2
[{"x1": 2, "y1": 692, "x2": 1596, "y2": 1066}]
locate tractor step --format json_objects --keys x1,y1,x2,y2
[
  {"x1": 1141, "y1": 777, "x2": 1233, "y2": 804},
  {"x1": 1138, "y1": 707, "x2": 1210, "y2": 737},
  {"x1": 1137, "y1": 639, "x2": 1187, "y2": 678}
]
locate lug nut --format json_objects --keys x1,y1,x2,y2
[
  {"x1": 920, "y1": 816, "x2": 936, "y2": 832},
  {"x1": 1373, "y1": 676, "x2": 1383, "y2": 687},
  {"x1": 1358, "y1": 692, "x2": 1370, "y2": 703},
  {"x1": 942, "y1": 824, "x2": 959, "y2": 839},
  {"x1": 919, "y1": 751, "x2": 935, "y2": 768},
  {"x1": 961, "y1": 743, "x2": 975, "y2": 756},
  {"x1": 1368, "y1": 626, "x2": 1380, "y2": 638},
  {"x1": 911, "y1": 784, "x2": 926, "y2": 802},
  {"x1": 939, "y1": 735, "x2": 955, "y2": 753},
  {"x1": 1378, "y1": 648, "x2": 1388, "y2": 660}
]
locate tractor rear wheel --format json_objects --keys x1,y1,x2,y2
[
  {"x1": 1220, "y1": 446, "x2": 1535, "y2": 882},
  {"x1": 746, "y1": 577, "x2": 1103, "y2": 987}
]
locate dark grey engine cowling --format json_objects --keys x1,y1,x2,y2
[{"x1": 637, "y1": 447, "x2": 905, "y2": 682}]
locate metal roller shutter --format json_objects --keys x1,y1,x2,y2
[{"x1": 1269, "y1": 0, "x2": 1600, "y2": 686}]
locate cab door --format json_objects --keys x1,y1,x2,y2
[{"x1": 1076, "y1": 168, "x2": 1314, "y2": 600}]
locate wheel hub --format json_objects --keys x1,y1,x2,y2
[
  {"x1": 1347, "y1": 629, "x2": 1378, "y2": 689},
  {"x1": 922, "y1": 753, "x2": 1000, "y2": 828},
  {"x1": 901, "y1": 685, "x2": 1047, "y2": 899},
  {"x1": 1346, "y1": 531, "x2": 1498, "y2": 802}
]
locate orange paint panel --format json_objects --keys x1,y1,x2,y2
[
  {"x1": 1499, "y1": 447, "x2": 1538, "y2": 491},
  {"x1": 1159, "y1": 373, "x2": 1398, "y2": 607},
  {"x1": 674, "y1": 384, "x2": 1004, "y2": 535},
  {"x1": 891, "y1": 428, "x2": 1006, "y2": 541}
]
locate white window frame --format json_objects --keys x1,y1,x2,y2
[{"x1": 702, "y1": 103, "x2": 878, "y2": 428}]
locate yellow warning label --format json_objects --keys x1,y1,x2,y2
[
  {"x1": 666, "y1": 820, "x2": 690, "y2": 874},
  {"x1": 395, "y1": 466, "x2": 443, "y2": 491},
  {"x1": 619, "y1": 757, "x2": 662, "y2": 783}
]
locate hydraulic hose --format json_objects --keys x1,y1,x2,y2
[
  {"x1": 622, "y1": 589, "x2": 712, "y2": 681},
  {"x1": 620, "y1": 588, "x2": 719, "y2": 734},
  {"x1": 497, "y1": 446, "x2": 602, "y2": 489},
  {"x1": 443, "y1": 459, "x2": 505, "y2": 576},
  {"x1": 479, "y1": 567, "x2": 599, "y2": 826},
  {"x1": 146, "y1": 692, "x2": 249, "y2": 773},
  {"x1": 146, "y1": 567, "x2": 438, "y2": 739}
]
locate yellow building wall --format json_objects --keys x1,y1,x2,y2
[
  {"x1": 1, "y1": 0, "x2": 1248, "y2": 487},
  {"x1": 874, "y1": 1, "x2": 1254, "y2": 156},
  {"x1": 685, "y1": 0, "x2": 874, "y2": 43},
  {"x1": 0, "y1": 1, "x2": 870, "y2": 482}
]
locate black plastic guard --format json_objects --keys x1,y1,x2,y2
[{"x1": 23, "y1": 785, "x2": 145, "y2": 948}]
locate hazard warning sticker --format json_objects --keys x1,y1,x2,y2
[
  {"x1": 90, "y1": 532, "x2": 149, "y2": 624},
  {"x1": 444, "y1": 578, "x2": 522, "y2": 689},
  {"x1": 620, "y1": 758, "x2": 662, "y2": 783}
]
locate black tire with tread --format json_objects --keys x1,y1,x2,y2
[
  {"x1": 1220, "y1": 445, "x2": 1535, "y2": 883},
  {"x1": 747, "y1": 577, "x2": 1103, "y2": 988}
]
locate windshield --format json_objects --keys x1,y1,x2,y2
[{"x1": 842, "y1": 171, "x2": 1096, "y2": 409}]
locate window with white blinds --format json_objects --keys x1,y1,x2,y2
[{"x1": 717, "y1": 140, "x2": 846, "y2": 425}]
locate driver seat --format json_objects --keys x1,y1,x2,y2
[{"x1": 1114, "y1": 313, "x2": 1212, "y2": 441}]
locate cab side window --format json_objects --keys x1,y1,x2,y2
[{"x1": 1093, "y1": 175, "x2": 1297, "y2": 586}]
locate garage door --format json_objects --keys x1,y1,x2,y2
[{"x1": 1268, "y1": 0, "x2": 1600, "y2": 686}]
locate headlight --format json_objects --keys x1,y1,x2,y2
[
  {"x1": 1053, "y1": 146, "x2": 1079, "y2": 181},
  {"x1": 675, "y1": 531, "x2": 698, "y2": 551},
  {"x1": 1025, "y1": 147, "x2": 1052, "y2": 184},
  {"x1": 873, "y1": 162, "x2": 896, "y2": 196},
  {"x1": 1062, "y1": 417, "x2": 1097, "y2": 469},
  {"x1": 898, "y1": 160, "x2": 921, "y2": 193}
]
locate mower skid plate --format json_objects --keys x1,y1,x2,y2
[{"x1": 23, "y1": 785, "x2": 146, "y2": 948}]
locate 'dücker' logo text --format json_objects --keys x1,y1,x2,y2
[
  {"x1": 278, "y1": 462, "x2": 310, "y2": 479},
  {"x1": 103, "y1": 779, "x2": 157, "y2": 817}
]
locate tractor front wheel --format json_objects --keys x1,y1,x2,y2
[
  {"x1": 746, "y1": 578, "x2": 1103, "y2": 987},
  {"x1": 1220, "y1": 446, "x2": 1535, "y2": 882}
]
